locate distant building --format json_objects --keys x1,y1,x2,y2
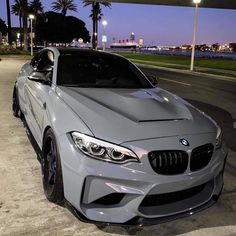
[
  {"x1": 229, "y1": 43, "x2": 236, "y2": 52},
  {"x1": 219, "y1": 44, "x2": 230, "y2": 52},
  {"x1": 181, "y1": 45, "x2": 191, "y2": 50},
  {"x1": 110, "y1": 41, "x2": 139, "y2": 49},
  {"x1": 110, "y1": 33, "x2": 139, "y2": 49}
]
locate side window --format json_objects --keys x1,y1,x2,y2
[{"x1": 33, "y1": 50, "x2": 54, "y2": 83}]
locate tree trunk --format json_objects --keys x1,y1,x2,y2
[
  {"x1": 19, "y1": 15, "x2": 23, "y2": 48},
  {"x1": 95, "y1": 15, "x2": 98, "y2": 49},
  {"x1": 92, "y1": 19, "x2": 97, "y2": 49},
  {"x1": 93, "y1": 2, "x2": 99, "y2": 50},
  {"x1": 6, "y1": 0, "x2": 12, "y2": 45},
  {"x1": 34, "y1": 16, "x2": 37, "y2": 47},
  {"x1": 22, "y1": 0, "x2": 28, "y2": 51},
  {"x1": 92, "y1": 2, "x2": 96, "y2": 49},
  {"x1": 22, "y1": 16, "x2": 28, "y2": 51}
]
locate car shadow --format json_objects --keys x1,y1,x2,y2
[{"x1": 96, "y1": 99, "x2": 236, "y2": 236}]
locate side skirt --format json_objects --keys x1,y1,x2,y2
[{"x1": 21, "y1": 115, "x2": 43, "y2": 162}]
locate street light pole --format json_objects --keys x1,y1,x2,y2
[
  {"x1": 29, "y1": 14, "x2": 35, "y2": 56},
  {"x1": 190, "y1": 0, "x2": 201, "y2": 71},
  {"x1": 102, "y1": 20, "x2": 108, "y2": 51}
]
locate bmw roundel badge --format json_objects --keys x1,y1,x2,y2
[{"x1": 180, "y1": 139, "x2": 190, "y2": 146}]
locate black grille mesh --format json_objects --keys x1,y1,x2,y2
[
  {"x1": 148, "y1": 150, "x2": 188, "y2": 175},
  {"x1": 190, "y1": 144, "x2": 214, "y2": 171}
]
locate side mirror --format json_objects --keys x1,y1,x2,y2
[
  {"x1": 28, "y1": 71, "x2": 51, "y2": 85},
  {"x1": 147, "y1": 75, "x2": 159, "y2": 86},
  {"x1": 35, "y1": 65, "x2": 53, "y2": 73},
  {"x1": 40, "y1": 65, "x2": 53, "y2": 73}
]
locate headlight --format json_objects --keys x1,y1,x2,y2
[
  {"x1": 71, "y1": 132, "x2": 139, "y2": 164},
  {"x1": 216, "y1": 126, "x2": 223, "y2": 149}
]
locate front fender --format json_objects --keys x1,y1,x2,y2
[{"x1": 40, "y1": 85, "x2": 93, "y2": 150}]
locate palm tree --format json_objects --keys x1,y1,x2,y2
[
  {"x1": 51, "y1": 0, "x2": 77, "y2": 17},
  {"x1": 83, "y1": 0, "x2": 111, "y2": 49},
  {"x1": 6, "y1": 0, "x2": 12, "y2": 45},
  {"x1": 29, "y1": 0, "x2": 43, "y2": 15},
  {"x1": 28, "y1": 0, "x2": 44, "y2": 45},
  {"x1": 11, "y1": 0, "x2": 24, "y2": 47},
  {"x1": 11, "y1": 0, "x2": 28, "y2": 51}
]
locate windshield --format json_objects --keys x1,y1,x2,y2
[{"x1": 57, "y1": 53, "x2": 152, "y2": 88}]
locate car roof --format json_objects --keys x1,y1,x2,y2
[
  {"x1": 56, "y1": 47, "x2": 115, "y2": 57},
  {"x1": 44, "y1": 47, "x2": 128, "y2": 62}
]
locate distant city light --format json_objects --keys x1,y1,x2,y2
[{"x1": 193, "y1": 0, "x2": 201, "y2": 4}]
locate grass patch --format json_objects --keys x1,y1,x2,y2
[
  {"x1": 0, "y1": 54, "x2": 32, "y2": 60},
  {"x1": 0, "y1": 45, "x2": 30, "y2": 55},
  {"x1": 117, "y1": 53, "x2": 236, "y2": 71},
  {"x1": 0, "y1": 45, "x2": 32, "y2": 60}
]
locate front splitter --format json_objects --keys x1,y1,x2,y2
[{"x1": 64, "y1": 191, "x2": 221, "y2": 227}]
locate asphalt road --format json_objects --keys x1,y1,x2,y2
[
  {"x1": 0, "y1": 59, "x2": 236, "y2": 236},
  {"x1": 140, "y1": 66, "x2": 236, "y2": 152}
]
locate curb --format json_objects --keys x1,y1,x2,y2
[{"x1": 135, "y1": 63, "x2": 236, "y2": 83}]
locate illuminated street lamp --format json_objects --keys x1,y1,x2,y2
[
  {"x1": 29, "y1": 14, "x2": 35, "y2": 56},
  {"x1": 190, "y1": 0, "x2": 201, "y2": 71},
  {"x1": 102, "y1": 20, "x2": 108, "y2": 27},
  {"x1": 102, "y1": 20, "x2": 108, "y2": 51}
]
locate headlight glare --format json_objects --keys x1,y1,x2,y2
[{"x1": 71, "y1": 132, "x2": 139, "y2": 164}]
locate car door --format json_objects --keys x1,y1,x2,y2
[
  {"x1": 17, "y1": 52, "x2": 40, "y2": 116},
  {"x1": 23, "y1": 50, "x2": 54, "y2": 147}
]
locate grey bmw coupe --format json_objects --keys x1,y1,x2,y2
[{"x1": 13, "y1": 47, "x2": 227, "y2": 225}]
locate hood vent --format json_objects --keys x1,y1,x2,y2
[{"x1": 138, "y1": 118, "x2": 189, "y2": 123}]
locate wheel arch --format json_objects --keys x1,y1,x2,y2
[{"x1": 42, "y1": 126, "x2": 52, "y2": 145}]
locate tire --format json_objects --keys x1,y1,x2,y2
[
  {"x1": 42, "y1": 128, "x2": 64, "y2": 205},
  {"x1": 12, "y1": 85, "x2": 20, "y2": 117}
]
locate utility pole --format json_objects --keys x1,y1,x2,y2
[{"x1": 190, "y1": 0, "x2": 201, "y2": 71}]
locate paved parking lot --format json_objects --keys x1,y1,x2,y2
[{"x1": 0, "y1": 58, "x2": 236, "y2": 236}]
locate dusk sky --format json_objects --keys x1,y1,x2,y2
[{"x1": 0, "y1": 0, "x2": 236, "y2": 46}]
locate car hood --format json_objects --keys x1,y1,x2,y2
[{"x1": 57, "y1": 86, "x2": 216, "y2": 143}]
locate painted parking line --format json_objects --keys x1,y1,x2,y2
[{"x1": 159, "y1": 77, "x2": 192, "y2": 86}]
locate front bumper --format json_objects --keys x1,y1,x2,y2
[
  {"x1": 58, "y1": 133, "x2": 228, "y2": 225},
  {"x1": 65, "y1": 189, "x2": 222, "y2": 226}
]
